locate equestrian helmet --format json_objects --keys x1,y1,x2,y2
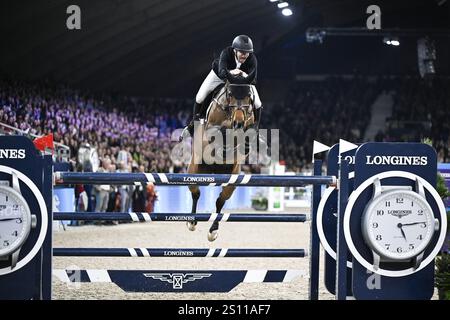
[{"x1": 232, "y1": 35, "x2": 254, "y2": 53}]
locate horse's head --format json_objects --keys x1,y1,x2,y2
[{"x1": 225, "y1": 83, "x2": 253, "y2": 130}]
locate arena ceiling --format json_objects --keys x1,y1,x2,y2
[{"x1": 1, "y1": 0, "x2": 448, "y2": 97}]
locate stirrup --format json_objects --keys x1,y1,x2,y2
[
  {"x1": 179, "y1": 123, "x2": 194, "y2": 142},
  {"x1": 179, "y1": 126, "x2": 190, "y2": 142}
]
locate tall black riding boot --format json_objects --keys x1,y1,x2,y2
[
  {"x1": 180, "y1": 102, "x2": 202, "y2": 141},
  {"x1": 253, "y1": 106, "x2": 262, "y2": 131},
  {"x1": 191, "y1": 101, "x2": 202, "y2": 126}
]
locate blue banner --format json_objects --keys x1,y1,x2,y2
[
  {"x1": 438, "y1": 163, "x2": 450, "y2": 209},
  {"x1": 154, "y1": 186, "x2": 254, "y2": 213},
  {"x1": 53, "y1": 187, "x2": 75, "y2": 225}
]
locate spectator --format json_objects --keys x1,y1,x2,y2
[
  {"x1": 130, "y1": 165, "x2": 146, "y2": 212},
  {"x1": 146, "y1": 183, "x2": 158, "y2": 213},
  {"x1": 93, "y1": 158, "x2": 111, "y2": 213},
  {"x1": 116, "y1": 160, "x2": 132, "y2": 214}
]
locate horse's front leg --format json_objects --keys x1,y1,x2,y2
[
  {"x1": 208, "y1": 185, "x2": 236, "y2": 242},
  {"x1": 187, "y1": 185, "x2": 200, "y2": 231}
]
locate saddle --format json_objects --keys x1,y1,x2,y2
[
  {"x1": 200, "y1": 83, "x2": 226, "y2": 118},
  {"x1": 203, "y1": 83, "x2": 255, "y2": 118}
]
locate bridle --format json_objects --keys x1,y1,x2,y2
[
  {"x1": 206, "y1": 82, "x2": 255, "y2": 156},
  {"x1": 212, "y1": 82, "x2": 254, "y2": 129}
]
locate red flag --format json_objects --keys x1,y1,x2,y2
[{"x1": 33, "y1": 134, "x2": 54, "y2": 153}]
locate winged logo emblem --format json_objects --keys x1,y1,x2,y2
[{"x1": 143, "y1": 273, "x2": 212, "y2": 289}]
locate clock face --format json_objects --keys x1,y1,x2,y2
[
  {"x1": 362, "y1": 190, "x2": 435, "y2": 261},
  {"x1": 0, "y1": 186, "x2": 32, "y2": 256}
]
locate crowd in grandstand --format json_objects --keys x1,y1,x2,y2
[
  {"x1": 264, "y1": 77, "x2": 378, "y2": 171},
  {"x1": 387, "y1": 77, "x2": 450, "y2": 163},
  {"x1": 0, "y1": 78, "x2": 190, "y2": 172},
  {"x1": 1, "y1": 76, "x2": 449, "y2": 213}
]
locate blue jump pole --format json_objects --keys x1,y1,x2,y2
[
  {"x1": 54, "y1": 172, "x2": 336, "y2": 187},
  {"x1": 53, "y1": 248, "x2": 307, "y2": 258},
  {"x1": 53, "y1": 212, "x2": 309, "y2": 223}
]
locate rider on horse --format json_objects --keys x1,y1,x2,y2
[{"x1": 181, "y1": 35, "x2": 262, "y2": 140}]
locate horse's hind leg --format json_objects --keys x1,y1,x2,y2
[
  {"x1": 187, "y1": 185, "x2": 200, "y2": 231},
  {"x1": 208, "y1": 185, "x2": 236, "y2": 242}
]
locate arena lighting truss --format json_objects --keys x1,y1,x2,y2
[
  {"x1": 306, "y1": 27, "x2": 450, "y2": 43},
  {"x1": 305, "y1": 28, "x2": 450, "y2": 78}
]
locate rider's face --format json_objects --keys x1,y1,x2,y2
[{"x1": 235, "y1": 50, "x2": 250, "y2": 63}]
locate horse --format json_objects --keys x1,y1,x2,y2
[{"x1": 186, "y1": 81, "x2": 256, "y2": 241}]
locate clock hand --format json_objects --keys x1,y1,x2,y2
[
  {"x1": 397, "y1": 223, "x2": 407, "y2": 241},
  {"x1": 400, "y1": 222, "x2": 426, "y2": 227},
  {"x1": 0, "y1": 217, "x2": 21, "y2": 222}
]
